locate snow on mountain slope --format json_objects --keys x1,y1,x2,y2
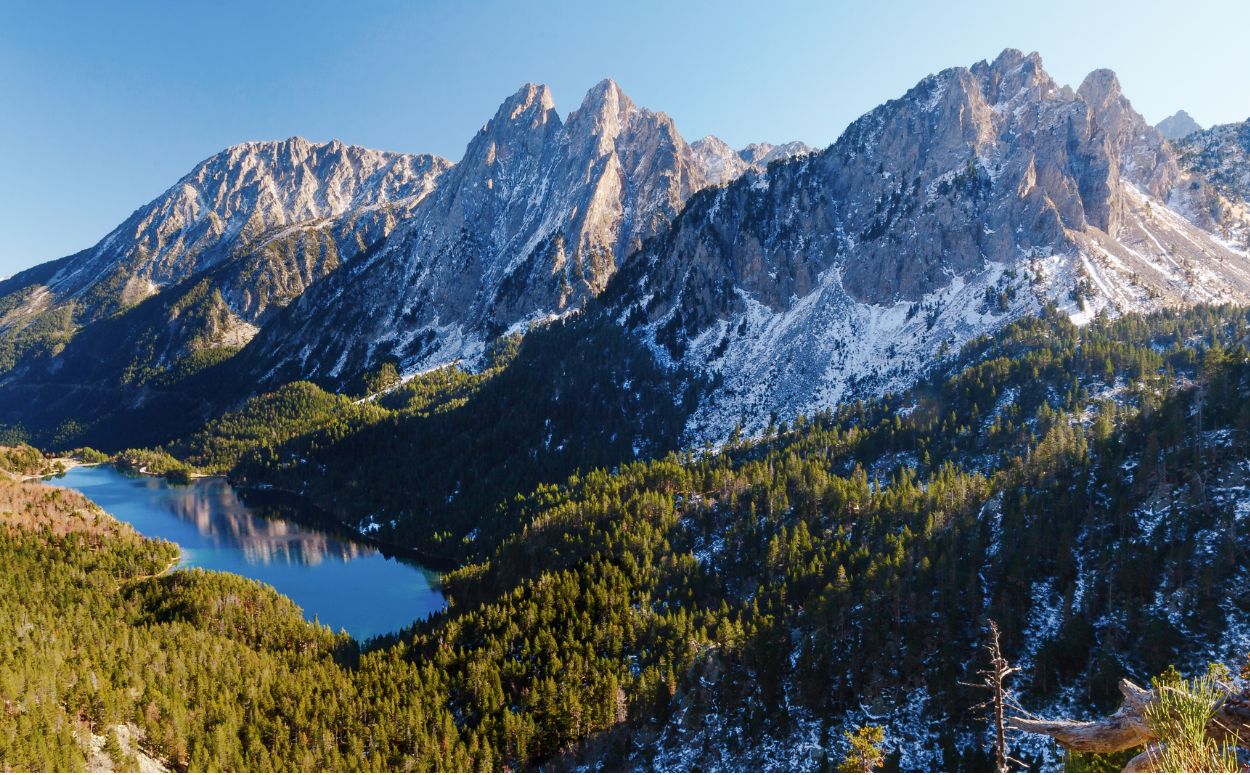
[
  {"x1": 0, "y1": 138, "x2": 449, "y2": 354},
  {"x1": 242, "y1": 80, "x2": 721, "y2": 386},
  {"x1": 690, "y1": 136, "x2": 813, "y2": 186},
  {"x1": 1175, "y1": 117, "x2": 1250, "y2": 247},
  {"x1": 605, "y1": 49, "x2": 1250, "y2": 443}
]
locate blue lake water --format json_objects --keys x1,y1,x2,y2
[{"x1": 44, "y1": 465, "x2": 444, "y2": 640}]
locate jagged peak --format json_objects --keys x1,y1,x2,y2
[
  {"x1": 211, "y1": 136, "x2": 405, "y2": 167},
  {"x1": 1078, "y1": 68, "x2": 1124, "y2": 108},
  {"x1": 220, "y1": 135, "x2": 309, "y2": 156},
  {"x1": 492, "y1": 82, "x2": 558, "y2": 126},
  {"x1": 172, "y1": 137, "x2": 442, "y2": 194},
  {"x1": 987, "y1": 48, "x2": 1043, "y2": 74},
  {"x1": 568, "y1": 77, "x2": 639, "y2": 130},
  {"x1": 454, "y1": 83, "x2": 562, "y2": 178},
  {"x1": 970, "y1": 48, "x2": 1056, "y2": 105},
  {"x1": 692, "y1": 135, "x2": 735, "y2": 155},
  {"x1": 581, "y1": 78, "x2": 631, "y2": 112}
]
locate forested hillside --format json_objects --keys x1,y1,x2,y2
[
  {"x1": 152, "y1": 318, "x2": 699, "y2": 559},
  {"x1": 6, "y1": 305, "x2": 1248, "y2": 771}
]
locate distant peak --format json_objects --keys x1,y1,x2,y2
[
  {"x1": 692, "y1": 135, "x2": 734, "y2": 153},
  {"x1": 1156, "y1": 109, "x2": 1203, "y2": 140},
  {"x1": 739, "y1": 140, "x2": 812, "y2": 166}
]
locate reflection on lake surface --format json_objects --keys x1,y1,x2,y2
[
  {"x1": 160, "y1": 479, "x2": 371, "y2": 566},
  {"x1": 44, "y1": 465, "x2": 444, "y2": 640}
]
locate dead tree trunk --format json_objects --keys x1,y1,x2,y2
[
  {"x1": 1008, "y1": 679, "x2": 1250, "y2": 773},
  {"x1": 967, "y1": 620, "x2": 1022, "y2": 772}
]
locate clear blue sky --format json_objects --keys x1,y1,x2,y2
[{"x1": 3, "y1": 0, "x2": 1248, "y2": 277}]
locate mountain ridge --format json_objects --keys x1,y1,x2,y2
[
  {"x1": 2, "y1": 50, "x2": 1249, "y2": 455},
  {"x1": 238, "y1": 78, "x2": 746, "y2": 386},
  {"x1": 0, "y1": 137, "x2": 451, "y2": 375},
  {"x1": 604, "y1": 49, "x2": 1250, "y2": 441}
]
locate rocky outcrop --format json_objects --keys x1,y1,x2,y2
[{"x1": 1176, "y1": 118, "x2": 1250, "y2": 206}]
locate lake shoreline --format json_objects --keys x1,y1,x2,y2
[
  {"x1": 42, "y1": 465, "x2": 447, "y2": 640},
  {"x1": 41, "y1": 458, "x2": 460, "y2": 572},
  {"x1": 22, "y1": 458, "x2": 103, "y2": 481}
]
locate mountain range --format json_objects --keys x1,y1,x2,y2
[
  {"x1": 1, "y1": 49, "x2": 1248, "y2": 451},
  {"x1": 5, "y1": 47, "x2": 1250, "y2": 773}
]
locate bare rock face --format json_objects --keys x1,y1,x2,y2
[
  {"x1": 1156, "y1": 109, "x2": 1203, "y2": 140},
  {"x1": 607, "y1": 49, "x2": 1250, "y2": 441},
  {"x1": 244, "y1": 80, "x2": 719, "y2": 385},
  {"x1": 690, "y1": 135, "x2": 752, "y2": 186},
  {"x1": 46, "y1": 138, "x2": 444, "y2": 314},
  {"x1": 691, "y1": 136, "x2": 812, "y2": 186},
  {"x1": 1176, "y1": 118, "x2": 1250, "y2": 205},
  {"x1": 0, "y1": 139, "x2": 449, "y2": 364}
]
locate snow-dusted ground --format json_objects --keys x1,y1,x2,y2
[{"x1": 657, "y1": 173, "x2": 1250, "y2": 448}]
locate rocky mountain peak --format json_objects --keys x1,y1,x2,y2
[
  {"x1": 738, "y1": 141, "x2": 813, "y2": 166},
  {"x1": 605, "y1": 49, "x2": 1250, "y2": 442},
  {"x1": 1156, "y1": 109, "x2": 1203, "y2": 140},
  {"x1": 564, "y1": 78, "x2": 645, "y2": 157},
  {"x1": 1078, "y1": 68, "x2": 1124, "y2": 110},
  {"x1": 693, "y1": 135, "x2": 735, "y2": 155},
  {"x1": 577, "y1": 78, "x2": 633, "y2": 120},
  {"x1": 1073, "y1": 66, "x2": 1181, "y2": 208},
  {"x1": 456, "y1": 84, "x2": 561, "y2": 188},
  {"x1": 237, "y1": 78, "x2": 732, "y2": 386},
  {"x1": 495, "y1": 82, "x2": 558, "y2": 124},
  {"x1": 971, "y1": 49, "x2": 1059, "y2": 106},
  {"x1": 690, "y1": 135, "x2": 747, "y2": 185},
  {"x1": 691, "y1": 136, "x2": 812, "y2": 186},
  {"x1": 0, "y1": 136, "x2": 450, "y2": 352}
]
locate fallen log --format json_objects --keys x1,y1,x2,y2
[
  {"x1": 1008, "y1": 679, "x2": 1153, "y2": 753},
  {"x1": 1007, "y1": 679, "x2": 1250, "y2": 772}
]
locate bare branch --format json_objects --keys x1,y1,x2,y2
[{"x1": 1010, "y1": 677, "x2": 1250, "y2": 767}]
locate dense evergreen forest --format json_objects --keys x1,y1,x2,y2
[
  {"x1": 167, "y1": 317, "x2": 700, "y2": 559},
  {"x1": 3, "y1": 305, "x2": 1250, "y2": 771}
]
